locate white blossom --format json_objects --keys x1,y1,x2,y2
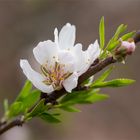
[{"x1": 20, "y1": 23, "x2": 100, "y2": 94}]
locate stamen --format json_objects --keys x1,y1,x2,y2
[
  {"x1": 41, "y1": 65, "x2": 50, "y2": 77},
  {"x1": 41, "y1": 61, "x2": 73, "y2": 90}
]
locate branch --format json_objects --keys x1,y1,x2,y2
[
  {"x1": 0, "y1": 118, "x2": 24, "y2": 135},
  {"x1": 78, "y1": 57, "x2": 116, "y2": 85},
  {"x1": 0, "y1": 31, "x2": 140, "y2": 135}
]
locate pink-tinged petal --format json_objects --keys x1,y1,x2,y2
[
  {"x1": 121, "y1": 41, "x2": 136, "y2": 53},
  {"x1": 63, "y1": 72, "x2": 78, "y2": 93},
  {"x1": 20, "y1": 59, "x2": 54, "y2": 93},
  {"x1": 59, "y1": 23, "x2": 76, "y2": 49}
]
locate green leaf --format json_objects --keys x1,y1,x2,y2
[
  {"x1": 82, "y1": 93, "x2": 109, "y2": 104},
  {"x1": 59, "y1": 106, "x2": 81, "y2": 112},
  {"x1": 16, "y1": 80, "x2": 32, "y2": 101},
  {"x1": 100, "y1": 24, "x2": 127, "y2": 58},
  {"x1": 22, "y1": 90, "x2": 41, "y2": 113},
  {"x1": 7, "y1": 90, "x2": 40, "y2": 119},
  {"x1": 113, "y1": 24, "x2": 127, "y2": 41},
  {"x1": 121, "y1": 31, "x2": 136, "y2": 40},
  {"x1": 60, "y1": 89, "x2": 108, "y2": 105},
  {"x1": 60, "y1": 90, "x2": 88, "y2": 104},
  {"x1": 91, "y1": 79, "x2": 135, "y2": 88},
  {"x1": 107, "y1": 24, "x2": 127, "y2": 50},
  {"x1": 39, "y1": 112, "x2": 61, "y2": 123},
  {"x1": 99, "y1": 17, "x2": 105, "y2": 49},
  {"x1": 93, "y1": 66, "x2": 114, "y2": 84},
  {"x1": 105, "y1": 31, "x2": 136, "y2": 53},
  {"x1": 27, "y1": 99, "x2": 46, "y2": 118},
  {"x1": 7, "y1": 102, "x2": 23, "y2": 118}
]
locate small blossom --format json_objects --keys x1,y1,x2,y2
[
  {"x1": 121, "y1": 39, "x2": 136, "y2": 55},
  {"x1": 20, "y1": 23, "x2": 100, "y2": 94},
  {"x1": 114, "y1": 38, "x2": 136, "y2": 62}
]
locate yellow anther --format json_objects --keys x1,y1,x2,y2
[{"x1": 41, "y1": 61, "x2": 72, "y2": 89}]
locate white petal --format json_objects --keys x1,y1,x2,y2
[
  {"x1": 58, "y1": 50, "x2": 76, "y2": 73},
  {"x1": 87, "y1": 40, "x2": 100, "y2": 64},
  {"x1": 63, "y1": 72, "x2": 78, "y2": 93},
  {"x1": 76, "y1": 40, "x2": 100, "y2": 76},
  {"x1": 33, "y1": 40, "x2": 58, "y2": 66},
  {"x1": 20, "y1": 59, "x2": 54, "y2": 93},
  {"x1": 54, "y1": 28, "x2": 59, "y2": 45},
  {"x1": 78, "y1": 51, "x2": 91, "y2": 76},
  {"x1": 59, "y1": 23, "x2": 76, "y2": 49},
  {"x1": 72, "y1": 43, "x2": 90, "y2": 76}
]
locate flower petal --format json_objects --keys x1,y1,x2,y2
[
  {"x1": 87, "y1": 40, "x2": 100, "y2": 64},
  {"x1": 72, "y1": 43, "x2": 90, "y2": 76},
  {"x1": 54, "y1": 28, "x2": 59, "y2": 45},
  {"x1": 59, "y1": 23, "x2": 76, "y2": 49},
  {"x1": 33, "y1": 40, "x2": 58, "y2": 66},
  {"x1": 58, "y1": 50, "x2": 76, "y2": 73},
  {"x1": 20, "y1": 59, "x2": 54, "y2": 93},
  {"x1": 63, "y1": 72, "x2": 78, "y2": 92}
]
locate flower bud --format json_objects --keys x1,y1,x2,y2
[
  {"x1": 121, "y1": 39, "x2": 136, "y2": 55},
  {"x1": 114, "y1": 38, "x2": 136, "y2": 62}
]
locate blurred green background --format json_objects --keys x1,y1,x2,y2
[{"x1": 0, "y1": 0, "x2": 140, "y2": 140}]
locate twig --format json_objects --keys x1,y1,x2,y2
[
  {"x1": 0, "y1": 121, "x2": 6, "y2": 128},
  {"x1": 0, "y1": 118, "x2": 24, "y2": 135},
  {"x1": 78, "y1": 56, "x2": 116, "y2": 85},
  {"x1": 0, "y1": 31, "x2": 140, "y2": 135}
]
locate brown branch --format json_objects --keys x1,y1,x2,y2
[
  {"x1": 0, "y1": 118, "x2": 24, "y2": 135},
  {"x1": 78, "y1": 57, "x2": 116, "y2": 85},
  {"x1": 0, "y1": 31, "x2": 140, "y2": 135}
]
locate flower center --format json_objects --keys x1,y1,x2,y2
[{"x1": 41, "y1": 62, "x2": 72, "y2": 90}]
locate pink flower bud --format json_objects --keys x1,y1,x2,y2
[{"x1": 121, "y1": 40, "x2": 136, "y2": 55}]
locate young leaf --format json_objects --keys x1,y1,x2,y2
[
  {"x1": 7, "y1": 89, "x2": 40, "y2": 119},
  {"x1": 99, "y1": 17, "x2": 105, "y2": 49},
  {"x1": 93, "y1": 66, "x2": 114, "y2": 84},
  {"x1": 7, "y1": 102, "x2": 23, "y2": 118},
  {"x1": 113, "y1": 24, "x2": 127, "y2": 41},
  {"x1": 16, "y1": 80, "x2": 32, "y2": 101},
  {"x1": 27, "y1": 99, "x2": 46, "y2": 118},
  {"x1": 81, "y1": 93, "x2": 109, "y2": 104},
  {"x1": 91, "y1": 79, "x2": 135, "y2": 88},
  {"x1": 60, "y1": 90, "x2": 88, "y2": 104},
  {"x1": 60, "y1": 89, "x2": 108, "y2": 105},
  {"x1": 121, "y1": 31, "x2": 136, "y2": 40},
  {"x1": 59, "y1": 106, "x2": 81, "y2": 112},
  {"x1": 39, "y1": 112, "x2": 61, "y2": 123},
  {"x1": 100, "y1": 24, "x2": 127, "y2": 58},
  {"x1": 105, "y1": 31, "x2": 136, "y2": 53},
  {"x1": 22, "y1": 90, "x2": 41, "y2": 113}
]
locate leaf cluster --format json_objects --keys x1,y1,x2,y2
[{"x1": 99, "y1": 16, "x2": 135, "y2": 58}]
